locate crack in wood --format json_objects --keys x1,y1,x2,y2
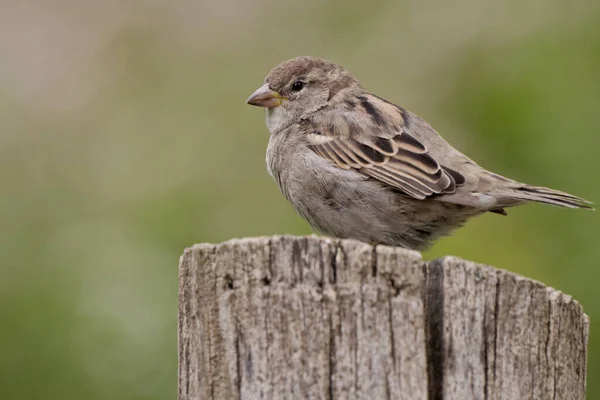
[{"x1": 425, "y1": 259, "x2": 445, "y2": 400}]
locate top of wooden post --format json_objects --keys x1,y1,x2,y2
[{"x1": 178, "y1": 235, "x2": 589, "y2": 400}]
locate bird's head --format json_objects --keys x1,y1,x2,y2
[{"x1": 247, "y1": 56, "x2": 360, "y2": 133}]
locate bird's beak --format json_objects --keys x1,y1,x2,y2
[{"x1": 246, "y1": 84, "x2": 285, "y2": 108}]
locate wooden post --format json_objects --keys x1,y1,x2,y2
[{"x1": 178, "y1": 236, "x2": 588, "y2": 400}]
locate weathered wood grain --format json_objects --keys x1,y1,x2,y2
[{"x1": 178, "y1": 235, "x2": 588, "y2": 400}]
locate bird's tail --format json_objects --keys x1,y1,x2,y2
[{"x1": 506, "y1": 184, "x2": 594, "y2": 210}]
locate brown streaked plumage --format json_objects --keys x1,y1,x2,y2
[{"x1": 247, "y1": 56, "x2": 593, "y2": 250}]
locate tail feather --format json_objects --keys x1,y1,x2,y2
[{"x1": 512, "y1": 185, "x2": 594, "y2": 210}]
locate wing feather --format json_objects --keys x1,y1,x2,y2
[{"x1": 304, "y1": 94, "x2": 465, "y2": 199}]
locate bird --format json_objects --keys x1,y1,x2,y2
[{"x1": 246, "y1": 56, "x2": 593, "y2": 250}]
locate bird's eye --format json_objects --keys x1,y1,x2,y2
[{"x1": 291, "y1": 81, "x2": 304, "y2": 91}]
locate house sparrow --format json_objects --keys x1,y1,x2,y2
[{"x1": 246, "y1": 56, "x2": 593, "y2": 250}]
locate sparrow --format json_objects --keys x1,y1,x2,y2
[{"x1": 246, "y1": 56, "x2": 593, "y2": 250}]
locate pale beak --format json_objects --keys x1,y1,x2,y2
[{"x1": 246, "y1": 84, "x2": 284, "y2": 108}]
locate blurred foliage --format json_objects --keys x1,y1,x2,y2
[{"x1": 1, "y1": 1, "x2": 599, "y2": 398}]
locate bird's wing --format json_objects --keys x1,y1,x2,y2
[{"x1": 303, "y1": 94, "x2": 465, "y2": 200}]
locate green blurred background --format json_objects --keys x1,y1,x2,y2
[{"x1": 1, "y1": 1, "x2": 599, "y2": 398}]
